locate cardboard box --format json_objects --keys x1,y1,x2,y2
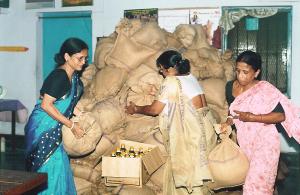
[{"x1": 102, "y1": 140, "x2": 165, "y2": 187}]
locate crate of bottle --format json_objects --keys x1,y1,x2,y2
[{"x1": 102, "y1": 139, "x2": 166, "y2": 187}]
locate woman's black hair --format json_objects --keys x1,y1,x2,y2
[
  {"x1": 156, "y1": 50, "x2": 190, "y2": 75},
  {"x1": 236, "y1": 50, "x2": 262, "y2": 80},
  {"x1": 54, "y1": 37, "x2": 88, "y2": 67}
]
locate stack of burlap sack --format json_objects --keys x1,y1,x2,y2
[{"x1": 62, "y1": 19, "x2": 235, "y2": 195}]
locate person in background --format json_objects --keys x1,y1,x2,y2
[
  {"x1": 126, "y1": 50, "x2": 213, "y2": 195},
  {"x1": 221, "y1": 50, "x2": 300, "y2": 195},
  {"x1": 25, "y1": 37, "x2": 88, "y2": 194}
]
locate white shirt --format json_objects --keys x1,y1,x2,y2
[
  {"x1": 159, "y1": 74, "x2": 204, "y2": 104},
  {"x1": 176, "y1": 74, "x2": 204, "y2": 99}
]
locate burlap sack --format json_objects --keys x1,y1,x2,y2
[
  {"x1": 207, "y1": 132, "x2": 249, "y2": 190},
  {"x1": 126, "y1": 64, "x2": 163, "y2": 91},
  {"x1": 223, "y1": 59, "x2": 235, "y2": 82},
  {"x1": 191, "y1": 57, "x2": 224, "y2": 80},
  {"x1": 94, "y1": 33, "x2": 117, "y2": 69},
  {"x1": 165, "y1": 31, "x2": 182, "y2": 49},
  {"x1": 118, "y1": 185, "x2": 156, "y2": 195},
  {"x1": 115, "y1": 18, "x2": 143, "y2": 37},
  {"x1": 197, "y1": 47, "x2": 221, "y2": 63},
  {"x1": 132, "y1": 22, "x2": 168, "y2": 51},
  {"x1": 91, "y1": 134, "x2": 115, "y2": 156},
  {"x1": 143, "y1": 52, "x2": 161, "y2": 71},
  {"x1": 62, "y1": 112, "x2": 102, "y2": 157},
  {"x1": 71, "y1": 158, "x2": 95, "y2": 169},
  {"x1": 74, "y1": 177, "x2": 92, "y2": 195},
  {"x1": 91, "y1": 98, "x2": 126, "y2": 134},
  {"x1": 143, "y1": 131, "x2": 168, "y2": 157},
  {"x1": 199, "y1": 78, "x2": 226, "y2": 108},
  {"x1": 105, "y1": 33, "x2": 157, "y2": 72},
  {"x1": 125, "y1": 65, "x2": 163, "y2": 109},
  {"x1": 93, "y1": 66, "x2": 128, "y2": 102},
  {"x1": 75, "y1": 94, "x2": 97, "y2": 112},
  {"x1": 207, "y1": 103, "x2": 228, "y2": 123},
  {"x1": 126, "y1": 89, "x2": 157, "y2": 111},
  {"x1": 124, "y1": 115, "x2": 159, "y2": 142},
  {"x1": 80, "y1": 63, "x2": 97, "y2": 87},
  {"x1": 71, "y1": 163, "x2": 102, "y2": 184},
  {"x1": 182, "y1": 49, "x2": 199, "y2": 69}
]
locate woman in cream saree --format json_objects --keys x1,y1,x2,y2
[
  {"x1": 158, "y1": 76, "x2": 213, "y2": 195},
  {"x1": 126, "y1": 50, "x2": 214, "y2": 194}
]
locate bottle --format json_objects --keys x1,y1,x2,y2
[
  {"x1": 137, "y1": 147, "x2": 144, "y2": 157},
  {"x1": 128, "y1": 146, "x2": 136, "y2": 158},
  {"x1": 120, "y1": 144, "x2": 127, "y2": 153},
  {"x1": 111, "y1": 151, "x2": 117, "y2": 157},
  {"x1": 115, "y1": 147, "x2": 122, "y2": 157}
]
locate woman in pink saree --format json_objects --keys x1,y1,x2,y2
[{"x1": 222, "y1": 50, "x2": 300, "y2": 195}]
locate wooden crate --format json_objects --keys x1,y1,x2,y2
[{"x1": 102, "y1": 140, "x2": 165, "y2": 187}]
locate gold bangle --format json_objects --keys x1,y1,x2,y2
[
  {"x1": 227, "y1": 115, "x2": 234, "y2": 119},
  {"x1": 260, "y1": 114, "x2": 263, "y2": 121}
]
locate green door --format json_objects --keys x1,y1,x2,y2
[{"x1": 42, "y1": 11, "x2": 92, "y2": 79}]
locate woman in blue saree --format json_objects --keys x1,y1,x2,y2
[{"x1": 25, "y1": 37, "x2": 88, "y2": 195}]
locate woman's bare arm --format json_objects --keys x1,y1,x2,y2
[
  {"x1": 125, "y1": 100, "x2": 165, "y2": 116},
  {"x1": 41, "y1": 94, "x2": 84, "y2": 138}
]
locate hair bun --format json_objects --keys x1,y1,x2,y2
[
  {"x1": 170, "y1": 55, "x2": 181, "y2": 65},
  {"x1": 54, "y1": 53, "x2": 65, "y2": 65}
]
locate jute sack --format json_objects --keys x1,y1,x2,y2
[
  {"x1": 92, "y1": 66, "x2": 128, "y2": 102},
  {"x1": 124, "y1": 115, "x2": 158, "y2": 142},
  {"x1": 71, "y1": 163, "x2": 102, "y2": 184},
  {"x1": 74, "y1": 177, "x2": 92, "y2": 195},
  {"x1": 207, "y1": 103, "x2": 228, "y2": 123},
  {"x1": 199, "y1": 78, "x2": 226, "y2": 108},
  {"x1": 132, "y1": 22, "x2": 168, "y2": 51},
  {"x1": 62, "y1": 112, "x2": 102, "y2": 157},
  {"x1": 80, "y1": 63, "x2": 97, "y2": 87},
  {"x1": 91, "y1": 98, "x2": 126, "y2": 134},
  {"x1": 118, "y1": 185, "x2": 156, "y2": 195},
  {"x1": 105, "y1": 32, "x2": 157, "y2": 72},
  {"x1": 207, "y1": 125, "x2": 249, "y2": 190},
  {"x1": 94, "y1": 33, "x2": 116, "y2": 69}
]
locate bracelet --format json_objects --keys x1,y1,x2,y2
[
  {"x1": 70, "y1": 121, "x2": 75, "y2": 130},
  {"x1": 227, "y1": 115, "x2": 234, "y2": 119},
  {"x1": 260, "y1": 114, "x2": 263, "y2": 121},
  {"x1": 134, "y1": 105, "x2": 138, "y2": 113}
]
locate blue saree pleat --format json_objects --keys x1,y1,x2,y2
[{"x1": 25, "y1": 73, "x2": 82, "y2": 195}]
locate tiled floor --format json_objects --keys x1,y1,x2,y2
[{"x1": 0, "y1": 135, "x2": 299, "y2": 195}]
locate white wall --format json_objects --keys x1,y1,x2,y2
[{"x1": 0, "y1": 0, "x2": 299, "y2": 152}]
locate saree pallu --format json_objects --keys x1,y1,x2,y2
[
  {"x1": 25, "y1": 73, "x2": 82, "y2": 195},
  {"x1": 158, "y1": 76, "x2": 213, "y2": 195},
  {"x1": 229, "y1": 81, "x2": 300, "y2": 195}
]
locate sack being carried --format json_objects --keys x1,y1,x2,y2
[{"x1": 207, "y1": 125, "x2": 249, "y2": 190}]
